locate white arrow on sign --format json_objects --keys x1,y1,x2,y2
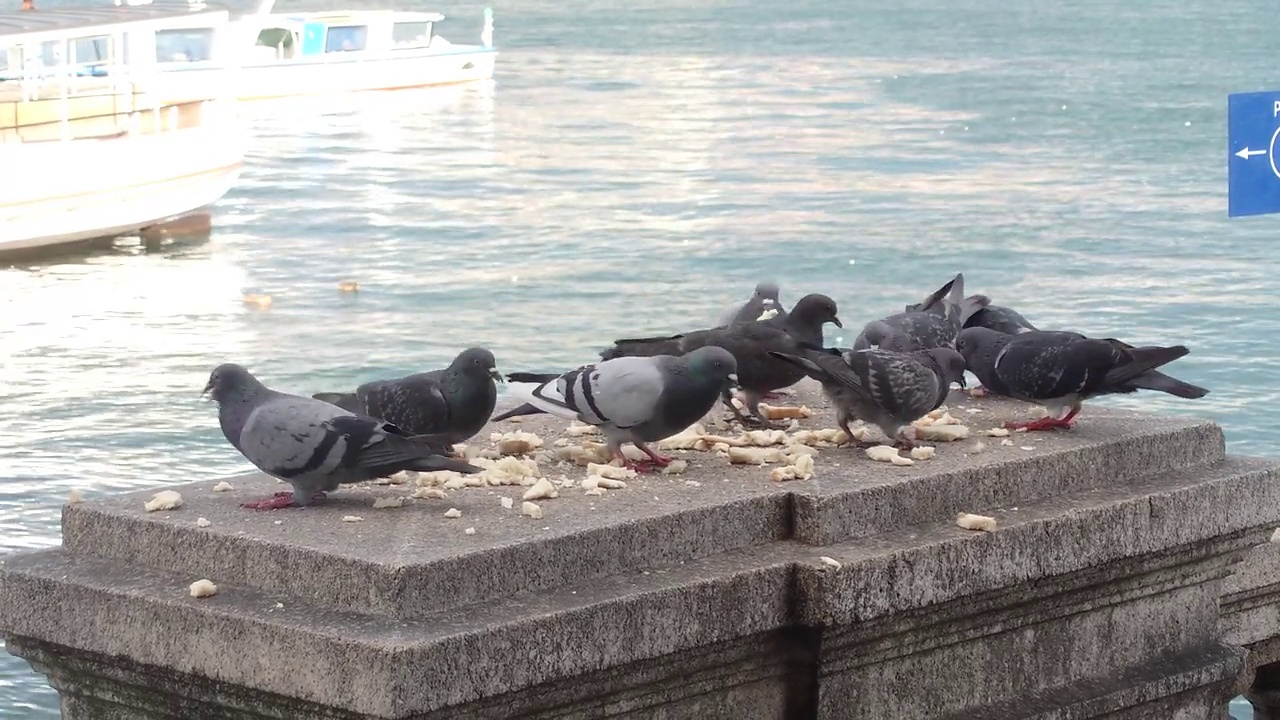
[{"x1": 1236, "y1": 146, "x2": 1268, "y2": 160}]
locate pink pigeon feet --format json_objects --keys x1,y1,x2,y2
[
  {"x1": 1004, "y1": 409, "x2": 1080, "y2": 433},
  {"x1": 241, "y1": 491, "x2": 326, "y2": 510}
]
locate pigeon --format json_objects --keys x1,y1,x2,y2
[
  {"x1": 717, "y1": 281, "x2": 787, "y2": 326},
  {"x1": 311, "y1": 347, "x2": 501, "y2": 445},
  {"x1": 501, "y1": 346, "x2": 739, "y2": 473},
  {"x1": 963, "y1": 302, "x2": 1039, "y2": 335},
  {"x1": 769, "y1": 346, "x2": 968, "y2": 450},
  {"x1": 956, "y1": 327, "x2": 1208, "y2": 432},
  {"x1": 203, "y1": 363, "x2": 481, "y2": 510},
  {"x1": 855, "y1": 273, "x2": 990, "y2": 353},
  {"x1": 598, "y1": 293, "x2": 842, "y2": 426}
]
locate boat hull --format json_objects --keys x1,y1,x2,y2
[
  {"x1": 160, "y1": 48, "x2": 498, "y2": 102},
  {"x1": 0, "y1": 120, "x2": 245, "y2": 254}
]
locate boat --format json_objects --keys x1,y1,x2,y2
[
  {"x1": 0, "y1": 1, "x2": 245, "y2": 258},
  {"x1": 154, "y1": 0, "x2": 498, "y2": 101}
]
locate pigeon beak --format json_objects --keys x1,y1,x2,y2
[
  {"x1": 489, "y1": 368, "x2": 504, "y2": 384},
  {"x1": 831, "y1": 316, "x2": 843, "y2": 329},
  {"x1": 201, "y1": 380, "x2": 214, "y2": 398},
  {"x1": 727, "y1": 372, "x2": 740, "y2": 388}
]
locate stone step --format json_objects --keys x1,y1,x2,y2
[
  {"x1": 5, "y1": 455, "x2": 1274, "y2": 718},
  {"x1": 58, "y1": 385, "x2": 1226, "y2": 621}
]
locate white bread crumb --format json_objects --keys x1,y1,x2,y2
[
  {"x1": 144, "y1": 490, "x2": 183, "y2": 512},
  {"x1": 956, "y1": 512, "x2": 997, "y2": 532},
  {"x1": 188, "y1": 579, "x2": 217, "y2": 598},
  {"x1": 444, "y1": 508, "x2": 462, "y2": 518}
]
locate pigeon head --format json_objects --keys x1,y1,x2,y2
[
  {"x1": 923, "y1": 347, "x2": 968, "y2": 389},
  {"x1": 683, "y1": 346, "x2": 739, "y2": 391},
  {"x1": 956, "y1": 327, "x2": 1012, "y2": 365},
  {"x1": 450, "y1": 347, "x2": 501, "y2": 383},
  {"x1": 790, "y1": 293, "x2": 843, "y2": 329},
  {"x1": 203, "y1": 363, "x2": 265, "y2": 403},
  {"x1": 752, "y1": 281, "x2": 782, "y2": 307}
]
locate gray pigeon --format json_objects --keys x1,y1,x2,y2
[
  {"x1": 956, "y1": 327, "x2": 1208, "y2": 432},
  {"x1": 204, "y1": 363, "x2": 481, "y2": 510},
  {"x1": 717, "y1": 281, "x2": 787, "y2": 326},
  {"x1": 311, "y1": 347, "x2": 501, "y2": 445},
  {"x1": 855, "y1": 273, "x2": 989, "y2": 353},
  {"x1": 502, "y1": 346, "x2": 738, "y2": 473},
  {"x1": 598, "y1": 294, "x2": 842, "y2": 427},
  {"x1": 769, "y1": 346, "x2": 968, "y2": 450},
  {"x1": 963, "y1": 302, "x2": 1038, "y2": 335}
]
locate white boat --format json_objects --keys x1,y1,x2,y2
[
  {"x1": 150, "y1": 0, "x2": 498, "y2": 101},
  {"x1": 0, "y1": 1, "x2": 245, "y2": 258}
]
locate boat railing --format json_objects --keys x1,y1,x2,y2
[{"x1": 1, "y1": 21, "x2": 236, "y2": 145}]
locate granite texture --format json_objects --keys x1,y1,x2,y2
[{"x1": 0, "y1": 381, "x2": 1274, "y2": 719}]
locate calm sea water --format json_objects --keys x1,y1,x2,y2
[{"x1": 1, "y1": 0, "x2": 1276, "y2": 715}]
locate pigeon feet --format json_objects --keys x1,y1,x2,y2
[
  {"x1": 241, "y1": 491, "x2": 326, "y2": 510},
  {"x1": 1004, "y1": 416, "x2": 1075, "y2": 432}
]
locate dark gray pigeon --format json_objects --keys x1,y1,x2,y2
[
  {"x1": 956, "y1": 327, "x2": 1208, "y2": 432},
  {"x1": 502, "y1": 346, "x2": 738, "y2": 473},
  {"x1": 717, "y1": 281, "x2": 787, "y2": 326},
  {"x1": 311, "y1": 347, "x2": 501, "y2": 445},
  {"x1": 855, "y1": 273, "x2": 989, "y2": 353},
  {"x1": 769, "y1": 346, "x2": 968, "y2": 450},
  {"x1": 598, "y1": 294, "x2": 842, "y2": 427},
  {"x1": 204, "y1": 363, "x2": 481, "y2": 510}
]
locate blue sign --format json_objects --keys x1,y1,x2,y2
[{"x1": 1228, "y1": 91, "x2": 1280, "y2": 217}]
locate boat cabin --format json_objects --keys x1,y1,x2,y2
[{"x1": 242, "y1": 11, "x2": 445, "y2": 64}]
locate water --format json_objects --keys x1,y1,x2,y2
[{"x1": 2, "y1": 0, "x2": 1277, "y2": 715}]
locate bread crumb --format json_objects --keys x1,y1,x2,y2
[
  {"x1": 818, "y1": 556, "x2": 842, "y2": 570},
  {"x1": 758, "y1": 403, "x2": 812, "y2": 420},
  {"x1": 341, "y1": 515, "x2": 363, "y2": 523},
  {"x1": 372, "y1": 496, "x2": 405, "y2": 509},
  {"x1": 587, "y1": 463, "x2": 637, "y2": 480},
  {"x1": 908, "y1": 446, "x2": 936, "y2": 461},
  {"x1": 865, "y1": 445, "x2": 914, "y2": 466},
  {"x1": 410, "y1": 487, "x2": 447, "y2": 500},
  {"x1": 915, "y1": 424, "x2": 970, "y2": 442},
  {"x1": 1270, "y1": 528, "x2": 1280, "y2": 543},
  {"x1": 1000, "y1": 438, "x2": 1015, "y2": 446},
  {"x1": 584, "y1": 487, "x2": 605, "y2": 496},
  {"x1": 464, "y1": 527, "x2": 477, "y2": 535},
  {"x1": 212, "y1": 481, "x2": 234, "y2": 492},
  {"x1": 657, "y1": 423, "x2": 708, "y2": 449},
  {"x1": 521, "y1": 477, "x2": 559, "y2": 501},
  {"x1": 195, "y1": 517, "x2": 212, "y2": 528},
  {"x1": 189, "y1": 579, "x2": 217, "y2": 598},
  {"x1": 144, "y1": 490, "x2": 183, "y2": 512},
  {"x1": 490, "y1": 430, "x2": 544, "y2": 456},
  {"x1": 565, "y1": 422, "x2": 600, "y2": 436},
  {"x1": 500, "y1": 496, "x2": 514, "y2": 509},
  {"x1": 983, "y1": 427, "x2": 1011, "y2": 437},
  {"x1": 770, "y1": 453, "x2": 815, "y2": 482},
  {"x1": 968, "y1": 441, "x2": 987, "y2": 454},
  {"x1": 521, "y1": 501, "x2": 544, "y2": 519},
  {"x1": 597, "y1": 477, "x2": 627, "y2": 489},
  {"x1": 1020, "y1": 445, "x2": 1035, "y2": 451},
  {"x1": 67, "y1": 489, "x2": 84, "y2": 504},
  {"x1": 444, "y1": 508, "x2": 462, "y2": 518},
  {"x1": 660, "y1": 459, "x2": 689, "y2": 474},
  {"x1": 956, "y1": 512, "x2": 997, "y2": 532}
]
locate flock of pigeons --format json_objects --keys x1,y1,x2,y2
[{"x1": 202, "y1": 272, "x2": 1208, "y2": 511}]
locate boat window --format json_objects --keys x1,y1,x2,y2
[
  {"x1": 324, "y1": 25, "x2": 368, "y2": 53},
  {"x1": 391, "y1": 21, "x2": 433, "y2": 49},
  {"x1": 70, "y1": 35, "x2": 111, "y2": 75},
  {"x1": 155, "y1": 28, "x2": 216, "y2": 63},
  {"x1": 254, "y1": 27, "x2": 298, "y2": 59}
]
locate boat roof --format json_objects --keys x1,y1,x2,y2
[
  {"x1": 249, "y1": 9, "x2": 445, "y2": 25},
  {"x1": 0, "y1": 2, "x2": 230, "y2": 45}
]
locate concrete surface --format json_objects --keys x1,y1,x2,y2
[{"x1": 1, "y1": 379, "x2": 1276, "y2": 719}]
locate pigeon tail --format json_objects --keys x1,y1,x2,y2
[
  {"x1": 600, "y1": 336, "x2": 683, "y2": 360},
  {"x1": 1103, "y1": 344, "x2": 1190, "y2": 388},
  {"x1": 312, "y1": 391, "x2": 363, "y2": 413},
  {"x1": 490, "y1": 402, "x2": 545, "y2": 422},
  {"x1": 1122, "y1": 369, "x2": 1210, "y2": 399},
  {"x1": 506, "y1": 379, "x2": 584, "y2": 423},
  {"x1": 355, "y1": 432, "x2": 481, "y2": 475},
  {"x1": 958, "y1": 293, "x2": 992, "y2": 326}
]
